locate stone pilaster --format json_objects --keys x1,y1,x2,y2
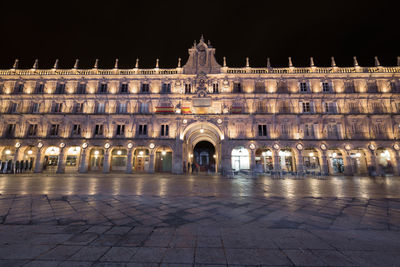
[
  {"x1": 56, "y1": 147, "x2": 65, "y2": 173},
  {"x1": 34, "y1": 148, "x2": 43, "y2": 173},
  {"x1": 103, "y1": 149, "x2": 110, "y2": 173},
  {"x1": 79, "y1": 148, "x2": 87, "y2": 173},
  {"x1": 126, "y1": 148, "x2": 133, "y2": 173}
]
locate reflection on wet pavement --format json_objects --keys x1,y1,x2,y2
[{"x1": 0, "y1": 173, "x2": 399, "y2": 198}]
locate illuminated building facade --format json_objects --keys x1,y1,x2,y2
[{"x1": 1, "y1": 36, "x2": 400, "y2": 176}]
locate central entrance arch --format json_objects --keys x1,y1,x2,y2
[
  {"x1": 181, "y1": 121, "x2": 224, "y2": 174},
  {"x1": 193, "y1": 141, "x2": 216, "y2": 172}
]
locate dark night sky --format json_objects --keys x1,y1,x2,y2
[{"x1": 0, "y1": 1, "x2": 398, "y2": 69}]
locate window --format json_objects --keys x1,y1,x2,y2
[
  {"x1": 345, "y1": 81, "x2": 355, "y2": 93},
  {"x1": 95, "y1": 102, "x2": 105, "y2": 113},
  {"x1": 31, "y1": 102, "x2": 40, "y2": 113},
  {"x1": 116, "y1": 125, "x2": 125, "y2": 136},
  {"x1": 27, "y1": 124, "x2": 37, "y2": 136},
  {"x1": 117, "y1": 102, "x2": 127, "y2": 114},
  {"x1": 77, "y1": 83, "x2": 86, "y2": 94},
  {"x1": 94, "y1": 124, "x2": 104, "y2": 136},
  {"x1": 304, "y1": 124, "x2": 314, "y2": 137},
  {"x1": 322, "y1": 82, "x2": 331, "y2": 92},
  {"x1": 255, "y1": 82, "x2": 265, "y2": 93},
  {"x1": 139, "y1": 102, "x2": 149, "y2": 113},
  {"x1": 233, "y1": 82, "x2": 242, "y2": 93},
  {"x1": 49, "y1": 124, "x2": 59, "y2": 136},
  {"x1": 98, "y1": 82, "x2": 108, "y2": 93},
  {"x1": 51, "y1": 103, "x2": 63, "y2": 113},
  {"x1": 212, "y1": 83, "x2": 219, "y2": 93},
  {"x1": 74, "y1": 103, "x2": 84, "y2": 113},
  {"x1": 71, "y1": 124, "x2": 81, "y2": 136},
  {"x1": 55, "y1": 83, "x2": 65, "y2": 94},
  {"x1": 302, "y1": 102, "x2": 311, "y2": 113},
  {"x1": 327, "y1": 124, "x2": 339, "y2": 138},
  {"x1": 299, "y1": 82, "x2": 309, "y2": 92},
  {"x1": 9, "y1": 102, "x2": 18, "y2": 113},
  {"x1": 258, "y1": 124, "x2": 267, "y2": 137},
  {"x1": 161, "y1": 124, "x2": 169, "y2": 136},
  {"x1": 35, "y1": 83, "x2": 44, "y2": 94},
  {"x1": 120, "y1": 83, "x2": 128, "y2": 94},
  {"x1": 140, "y1": 83, "x2": 150, "y2": 93},
  {"x1": 161, "y1": 83, "x2": 171, "y2": 93},
  {"x1": 138, "y1": 124, "x2": 147, "y2": 136},
  {"x1": 4, "y1": 124, "x2": 15, "y2": 137},
  {"x1": 185, "y1": 83, "x2": 192, "y2": 94},
  {"x1": 349, "y1": 102, "x2": 360, "y2": 113},
  {"x1": 324, "y1": 102, "x2": 337, "y2": 113},
  {"x1": 391, "y1": 81, "x2": 399, "y2": 93},
  {"x1": 14, "y1": 83, "x2": 24, "y2": 94}
]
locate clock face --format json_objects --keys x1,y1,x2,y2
[
  {"x1": 127, "y1": 143, "x2": 133, "y2": 149},
  {"x1": 273, "y1": 144, "x2": 280, "y2": 150},
  {"x1": 82, "y1": 143, "x2": 88, "y2": 149},
  {"x1": 320, "y1": 144, "x2": 327, "y2": 150},
  {"x1": 394, "y1": 144, "x2": 400, "y2": 151},
  {"x1": 217, "y1": 119, "x2": 222, "y2": 124},
  {"x1": 149, "y1": 143, "x2": 155, "y2": 149},
  {"x1": 296, "y1": 143, "x2": 303, "y2": 150},
  {"x1": 104, "y1": 143, "x2": 110, "y2": 149}
]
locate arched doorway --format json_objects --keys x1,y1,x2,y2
[
  {"x1": 193, "y1": 141, "x2": 216, "y2": 173},
  {"x1": 231, "y1": 146, "x2": 250, "y2": 171},
  {"x1": 43, "y1": 146, "x2": 60, "y2": 173},
  {"x1": 89, "y1": 148, "x2": 104, "y2": 171},
  {"x1": 328, "y1": 149, "x2": 344, "y2": 174},
  {"x1": 1, "y1": 147, "x2": 15, "y2": 173},
  {"x1": 133, "y1": 148, "x2": 149, "y2": 172},
  {"x1": 279, "y1": 148, "x2": 295, "y2": 172},
  {"x1": 111, "y1": 148, "x2": 127, "y2": 171},
  {"x1": 377, "y1": 148, "x2": 394, "y2": 175},
  {"x1": 155, "y1": 147, "x2": 173, "y2": 172},
  {"x1": 255, "y1": 148, "x2": 273, "y2": 173},
  {"x1": 303, "y1": 148, "x2": 321, "y2": 173},
  {"x1": 349, "y1": 149, "x2": 368, "y2": 175}
]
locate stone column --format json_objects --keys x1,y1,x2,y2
[
  {"x1": 126, "y1": 148, "x2": 133, "y2": 174},
  {"x1": 79, "y1": 148, "x2": 87, "y2": 173},
  {"x1": 343, "y1": 152, "x2": 353, "y2": 176},
  {"x1": 56, "y1": 147, "x2": 65, "y2": 173},
  {"x1": 320, "y1": 151, "x2": 329, "y2": 175},
  {"x1": 296, "y1": 150, "x2": 304, "y2": 174},
  {"x1": 148, "y1": 150, "x2": 155, "y2": 173},
  {"x1": 365, "y1": 150, "x2": 379, "y2": 176},
  {"x1": 393, "y1": 151, "x2": 400, "y2": 176},
  {"x1": 103, "y1": 149, "x2": 110, "y2": 173},
  {"x1": 250, "y1": 149, "x2": 256, "y2": 172},
  {"x1": 13, "y1": 147, "x2": 20, "y2": 173},
  {"x1": 220, "y1": 141, "x2": 231, "y2": 174},
  {"x1": 34, "y1": 148, "x2": 43, "y2": 173},
  {"x1": 172, "y1": 140, "x2": 183, "y2": 174},
  {"x1": 272, "y1": 149, "x2": 280, "y2": 173}
]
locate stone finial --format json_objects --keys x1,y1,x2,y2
[
  {"x1": 155, "y1": 58, "x2": 159, "y2": 68},
  {"x1": 310, "y1": 57, "x2": 315, "y2": 67},
  {"x1": 246, "y1": 57, "x2": 250, "y2": 67},
  {"x1": 353, "y1": 56, "x2": 359, "y2": 67},
  {"x1": 135, "y1": 58, "x2": 139, "y2": 68},
  {"x1": 53, "y1": 59, "x2": 59, "y2": 69},
  {"x1": 331, "y1": 56, "x2": 336, "y2": 67},
  {"x1": 288, "y1": 57, "x2": 293, "y2": 67},
  {"x1": 374, "y1": 56, "x2": 380, "y2": 67},
  {"x1": 200, "y1": 34, "x2": 205, "y2": 42},
  {"x1": 223, "y1": 57, "x2": 227, "y2": 67},
  {"x1": 267, "y1": 57, "x2": 271, "y2": 68},
  {"x1": 208, "y1": 40, "x2": 211, "y2": 47},
  {"x1": 11, "y1": 59, "x2": 19, "y2": 69},
  {"x1": 114, "y1": 58, "x2": 119, "y2": 69},
  {"x1": 73, "y1": 59, "x2": 79, "y2": 69},
  {"x1": 32, "y1": 59, "x2": 38, "y2": 69},
  {"x1": 178, "y1": 58, "x2": 181, "y2": 68},
  {"x1": 93, "y1": 59, "x2": 99, "y2": 69},
  {"x1": 397, "y1": 56, "x2": 400, "y2": 66}
]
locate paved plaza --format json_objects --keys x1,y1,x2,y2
[{"x1": 0, "y1": 173, "x2": 400, "y2": 266}]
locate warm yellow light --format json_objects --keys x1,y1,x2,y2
[
  {"x1": 161, "y1": 151, "x2": 166, "y2": 156},
  {"x1": 5, "y1": 150, "x2": 11, "y2": 155},
  {"x1": 139, "y1": 151, "x2": 144, "y2": 156},
  {"x1": 27, "y1": 150, "x2": 33, "y2": 155},
  {"x1": 117, "y1": 150, "x2": 122, "y2": 155}
]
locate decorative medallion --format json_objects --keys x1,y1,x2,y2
[
  {"x1": 104, "y1": 143, "x2": 110, "y2": 149},
  {"x1": 37, "y1": 142, "x2": 43, "y2": 148},
  {"x1": 249, "y1": 143, "x2": 256, "y2": 150},
  {"x1": 296, "y1": 143, "x2": 303, "y2": 150},
  {"x1": 149, "y1": 143, "x2": 155, "y2": 149},
  {"x1": 15, "y1": 142, "x2": 21, "y2": 148},
  {"x1": 344, "y1": 144, "x2": 351, "y2": 151},
  {"x1": 273, "y1": 144, "x2": 280, "y2": 150},
  {"x1": 394, "y1": 143, "x2": 400, "y2": 151},
  {"x1": 82, "y1": 143, "x2": 88, "y2": 149},
  {"x1": 127, "y1": 142, "x2": 133, "y2": 149},
  {"x1": 59, "y1": 142, "x2": 65, "y2": 148},
  {"x1": 320, "y1": 144, "x2": 327, "y2": 151},
  {"x1": 368, "y1": 144, "x2": 376, "y2": 151}
]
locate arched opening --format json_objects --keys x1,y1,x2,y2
[
  {"x1": 43, "y1": 146, "x2": 60, "y2": 173},
  {"x1": 155, "y1": 146, "x2": 173, "y2": 172},
  {"x1": 279, "y1": 148, "x2": 295, "y2": 172},
  {"x1": 193, "y1": 141, "x2": 216, "y2": 173},
  {"x1": 133, "y1": 148, "x2": 150, "y2": 172},
  {"x1": 66, "y1": 146, "x2": 80, "y2": 173},
  {"x1": 328, "y1": 149, "x2": 344, "y2": 174},
  {"x1": 377, "y1": 148, "x2": 394, "y2": 175},
  {"x1": 231, "y1": 146, "x2": 250, "y2": 171},
  {"x1": 349, "y1": 149, "x2": 368, "y2": 175},
  {"x1": 303, "y1": 148, "x2": 321, "y2": 173},
  {"x1": 22, "y1": 146, "x2": 36, "y2": 172},
  {"x1": 89, "y1": 148, "x2": 104, "y2": 171},
  {"x1": 111, "y1": 148, "x2": 127, "y2": 171},
  {"x1": 255, "y1": 148, "x2": 273, "y2": 173},
  {"x1": 0, "y1": 147, "x2": 15, "y2": 173}
]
